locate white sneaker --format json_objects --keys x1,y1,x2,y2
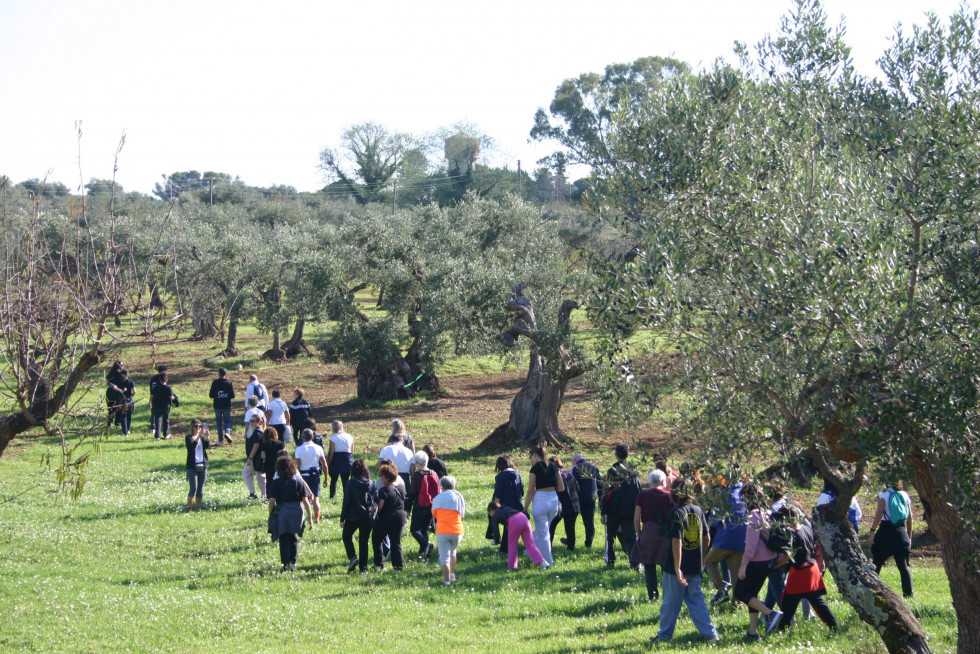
[
  {"x1": 540, "y1": 562, "x2": 551, "y2": 571},
  {"x1": 449, "y1": 573, "x2": 456, "y2": 582}
]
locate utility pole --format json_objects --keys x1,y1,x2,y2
[
  {"x1": 209, "y1": 178, "x2": 214, "y2": 206},
  {"x1": 392, "y1": 179, "x2": 397, "y2": 216},
  {"x1": 517, "y1": 160, "x2": 523, "y2": 196}
]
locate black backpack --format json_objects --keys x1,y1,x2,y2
[{"x1": 760, "y1": 507, "x2": 794, "y2": 555}]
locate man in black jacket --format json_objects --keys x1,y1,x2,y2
[
  {"x1": 600, "y1": 443, "x2": 640, "y2": 567},
  {"x1": 209, "y1": 367, "x2": 236, "y2": 445},
  {"x1": 148, "y1": 365, "x2": 167, "y2": 434},
  {"x1": 151, "y1": 372, "x2": 176, "y2": 440}
]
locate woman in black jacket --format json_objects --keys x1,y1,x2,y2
[
  {"x1": 372, "y1": 462, "x2": 408, "y2": 571},
  {"x1": 340, "y1": 459, "x2": 376, "y2": 573},
  {"x1": 550, "y1": 456, "x2": 581, "y2": 551},
  {"x1": 258, "y1": 427, "x2": 285, "y2": 483},
  {"x1": 184, "y1": 419, "x2": 211, "y2": 512},
  {"x1": 268, "y1": 456, "x2": 313, "y2": 571}
]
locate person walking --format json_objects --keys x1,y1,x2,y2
[
  {"x1": 184, "y1": 419, "x2": 211, "y2": 512},
  {"x1": 106, "y1": 368, "x2": 135, "y2": 436},
  {"x1": 601, "y1": 443, "x2": 640, "y2": 567},
  {"x1": 490, "y1": 456, "x2": 524, "y2": 552},
  {"x1": 550, "y1": 456, "x2": 581, "y2": 552},
  {"x1": 294, "y1": 428, "x2": 327, "y2": 523},
  {"x1": 422, "y1": 444, "x2": 447, "y2": 478},
  {"x1": 243, "y1": 413, "x2": 268, "y2": 499},
  {"x1": 245, "y1": 374, "x2": 268, "y2": 410},
  {"x1": 258, "y1": 427, "x2": 285, "y2": 486},
  {"x1": 148, "y1": 364, "x2": 166, "y2": 434},
  {"x1": 869, "y1": 481, "x2": 914, "y2": 598},
  {"x1": 630, "y1": 470, "x2": 674, "y2": 601},
  {"x1": 571, "y1": 453, "x2": 603, "y2": 549},
  {"x1": 340, "y1": 459, "x2": 376, "y2": 573},
  {"x1": 150, "y1": 372, "x2": 176, "y2": 440},
  {"x1": 408, "y1": 450, "x2": 439, "y2": 560},
  {"x1": 327, "y1": 421, "x2": 354, "y2": 500},
  {"x1": 775, "y1": 505, "x2": 838, "y2": 631},
  {"x1": 432, "y1": 476, "x2": 466, "y2": 586},
  {"x1": 390, "y1": 419, "x2": 415, "y2": 452},
  {"x1": 208, "y1": 367, "x2": 236, "y2": 445},
  {"x1": 265, "y1": 389, "x2": 290, "y2": 443},
  {"x1": 817, "y1": 478, "x2": 863, "y2": 532},
  {"x1": 524, "y1": 446, "x2": 564, "y2": 567},
  {"x1": 379, "y1": 433, "x2": 414, "y2": 489},
  {"x1": 651, "y1": 476, "x2": 721, "y2": 645},
  {"x1": 288, "y1": 388, "x2": 311, "y2": 446},
  {"x1": 267, "y1": 456, "x2": 313, "y2": 572},
  {"x1": 733, "y1": 482, "x2": 783, "y2": 642},
  {"x1": 705, "y1": 476, "x2": 748, "y2": 606},
  {"x1": 372, "y1": 462, "x2": 408, "y2": 571},
  {"x1": 488, "y1": 499, "x2": 548, "y2": 570}
]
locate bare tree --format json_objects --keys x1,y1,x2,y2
[{"x1": 0, "y1": 149, "x2": 179, "y2": 495}]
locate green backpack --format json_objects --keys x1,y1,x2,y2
[{"x1": 887, "y1": 490, "x2": 910, "y2": 525}]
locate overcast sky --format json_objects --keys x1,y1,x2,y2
[{"x1": 0, "y1": 0, "x2": 966, "y2": 194}]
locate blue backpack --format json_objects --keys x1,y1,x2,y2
[{"x1": 887, "y1": 491, "x2": 910, "y2": 525}]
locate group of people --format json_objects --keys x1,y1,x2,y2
[{"x1": 108, "y1": 362, "x2": 918, "y2": 639}]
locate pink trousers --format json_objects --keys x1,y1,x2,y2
[{"x1": 507, "y1": 512, "x2": 545, "y2": 569}]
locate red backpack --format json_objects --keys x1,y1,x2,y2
[{"x1": 416, "y1": 470, "x2": 440, "y2": 509}]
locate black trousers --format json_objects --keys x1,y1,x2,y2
[
  {"x1": 580, "y1": 496, "x2": 596, "y2": 546},
  {"x1": 342, "y1": 519, "x2": 372, "y2": 570},
  {"x1": 644, "y1": 564, "x2": 663, "y2": 599},
  {"x1": 373, "y1": 514, "x2": 406, "y2": 569},
  {"x1": 604, "y1": 514, "x2": 636, "y2": 564},
  {"x1": 329, "y1": 472, "x2": 350, "y2": 499},
  {"x1": 550, "y1": 510, "x2": 579, "y2": 549},
  {"x1": 778, "y1": 591, "x2": 837, "y2": 629},
  {"x1": 279, "y1": 533, "x2": 298, "y2": 565},
  {"x1": 151, "y1": 406, "x2": 170, "y2": 438},
  {"x1": 410, "y1": 507, "x2": 433, "y2": 553}
]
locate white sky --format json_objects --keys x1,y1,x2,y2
[{"x1": 0, "y1": 0, "x2": 966, "y2": 194}]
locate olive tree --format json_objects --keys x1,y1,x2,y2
[{"x1": 587, "y1": 3, "x2": 980, "y2": 652}]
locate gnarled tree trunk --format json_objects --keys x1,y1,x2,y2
[
  {"x1": 810, "y1": 450, "x2": 932, "y2": 654},
  {"x1": 281, "y1": 317, "x2": 313, "y2": 359},
  {"x1": 483, "y1": 284, "x2": 583, "y2": 449},
  {"x1": 908, "y1": 448, "x2": 980, "y2": 654},
  {"x1": 191, "y1": 303, "x2": 220, "y2": 340}
]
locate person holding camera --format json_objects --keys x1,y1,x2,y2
[{"x1": 185, "y1": 419, "x2": 211, "y2": 512}]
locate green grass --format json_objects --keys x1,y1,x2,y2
[{"x1": 0, "y1": 430, "x2": 957, "y2": 654}]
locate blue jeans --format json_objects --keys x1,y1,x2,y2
[
  {"x1": 214, "y1": 407, "x2": 232, "y2": 441},
  {"x1": 658, "y1": 572, "x2": 718, "y2": 641}
]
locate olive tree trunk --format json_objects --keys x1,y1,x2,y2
[
  {"x1": 483, "y1": 284, "x2": 583, "y2": 449},
  {"x1": 281, "y1": 317, "x2": 313, "y2": 358},
  {"x1": 908, "y1": 449, "x2": 980, "y2": 654},
  {"x1": 810, "y1": 451, "x2": 932, "y2": 654}
]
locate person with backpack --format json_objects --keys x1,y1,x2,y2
[
  {"x1": 651, "y1": 476, "x2": 720, "y2": 645},
  {"x1": 869, "y1": 480, "x2": 914, "y2": 598},
  {"x1": 524, "y1": 445, "x2": 565, "y2": 567},
  {"x1": 600, "y1": 443, "x2": 640, "y2": 568},
  {"x1": 549, "y1": 456, "x2": 581, "y2": 552},
  {"x1": 208, "y1": 367, "x2": 236, "y2": 445},
  {"x1": 733, "y1": 482, "x2": 784, "y2": 642},
  {"x1": 764, "y1": 487, "x2": 812, "y2": 619},
  {"x1": 340, "y1": 459, "x2": 376, "y2": 573},
  {"x1": 245, "y1": 374, "x2": 268, "y2": 410},
  {"x1": 408, "y1": 451, "x2": 439, "y2": 560},
  {"x1": 775, "y1": 505, "x2": 838, "y2": 631},
  {"x1": 630, "y1": 470, "x2": 674, "y2": 601},
  {"x1": 571, "y1": 453, "x2": 603, "y2": 549},
  {"x1": 487, "y1": 499, "x2": 549, "y2": 570}
]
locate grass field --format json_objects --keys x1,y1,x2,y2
[{"x1": 0, "y1": 326, "x2": 959, "y2": 653}]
